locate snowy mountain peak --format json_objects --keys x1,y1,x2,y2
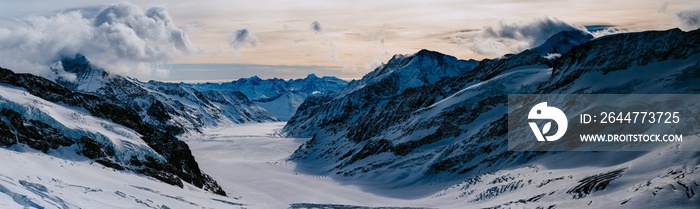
[
  {"x1": 58, "y1": 54, "x2": 108, "y2": 92},
  {"x1": 340, "y1": 49, "x2": 478, "y2": 96},
  {"x1": 306, "y1": 73, "x2": 319, "y2": 80},
  {"x1": 531, "y1": 29, "x2": 593, "y2": 56},
  {"x1": 60, "y1": 54, "x2": 90, "y2": 72},
  {"x1": 248, "y1": 75, "x2": 263, "y2": 83},
  {"x1": 413, "y1": 48, "x2": 448, "y2": 60}
]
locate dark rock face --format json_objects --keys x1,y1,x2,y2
[
  {"x1": 0, "y1": 67, "x2": 226, "y2": 195},
  {"x1": 566, "y1": 168, "x2": 626, "y2": 199},
  {"x1": 0, "y1": 108, "x2": 74, "y2": 153}
]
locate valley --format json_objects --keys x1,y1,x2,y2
[{"x1": 184, "y1": 122, "x2": 430, "y2": 208}]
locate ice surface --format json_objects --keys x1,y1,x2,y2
[
  {"x1": 185, "y1": 122, "x2": 438, "y2": 208},
  {"x1": 0, "y1": 145, "x2": 244, "y2": 209}
]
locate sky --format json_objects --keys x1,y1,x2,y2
[{"x1": 0, "y1": 0, "x2": 699, "y2": 82}]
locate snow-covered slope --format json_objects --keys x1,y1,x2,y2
[
  {"x1": 0, "y1": 67, "x2": 225, "y2": 195},
  {"x1": 57, "y1": 54, "x2": 276, "y2": 136},
  {"x1": 256, "y1": 92, "x2": 306, "y2": 121},
  {"x1": 0, "y1": 147, "x2": 244, "y2": 208},
  {"x1": 425, "y1": 146, "x2": 700, "y2": 208},
  {"x1": 283, "y1": 28, "x2": 700, "y2": 207},
  {"x1": 188, "y1": 74, "x2": 348, "y2": 121}
]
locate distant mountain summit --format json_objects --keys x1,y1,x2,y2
[
  {"x1": 57, "y1": 54, "x2": 109, "y2": 92},
  {"x1": 188, "y1": 74, "x2": 348, "y2": 121},
  {"x1": 531, "y1": 29, "x2": 594, "y2": 56},
  {"x1": 337, "y1": 49, "x2": 479, "y2": 97}
]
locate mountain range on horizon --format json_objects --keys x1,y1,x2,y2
[
  {"x1": 186, "y1": 74, "x2": 348, "y2": 121},
  {"x1": 0, "y1": 27, "x2": 698, "y2": 208}
]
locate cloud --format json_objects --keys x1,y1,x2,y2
[
  {"x1": 0, "y1": 2, "x2": 191, "y2": 79},
  {"x1": 677, "y1": 8, "x2": 700, "y2": 31},
  {"x1": 452, "y1": 17, "x2": 587, "y2": 57},
  {"x1": 589, "y1": 27, "x2": 627, "y2": 38},
  {"x1": 57, "y1": 5, "x2": 104, "y2": 18},
  {"x1": 455, "y1": 35, "x2": 529, "y2": 57},
  {"x1": 228, "y1": 28, "x2": 258, "y2": 54},
  {"x1": 310, "y1": 20, "x2": 323, "y2": 34},
  {"x1": 483, "y1": 17, "x2": 582, "y2": 47}
]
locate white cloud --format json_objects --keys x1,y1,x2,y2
[
  {"x1": 589, "y1": 27, "x2": 628, "y2": 38},
  {"x1": 0, "y1": 2, "x2": 191, "y2": 79},
  {"x1": 483, "y1": 17, "x2": 583, "y2": 47},
  {"x1": 228, "y1": 28, "x2": 258, "y2": 54},
  {"x1": 453, "y1": 17, "x2": 587, "y2": 57},
  {"x1": 677, "y1": 8, "x2": 700, "y2": 31}
]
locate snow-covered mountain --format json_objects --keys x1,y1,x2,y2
[
  {"x1": 188, "y1": 74, "x2": 348, "y2": 121},
  {"x1": 57, "y1": 54, "x2": 276, "y2": 136},
  {"x1": 531, "y1": 29, "x2": 593, "y2": 57},
  {"x1": 283, "y1": 28, "x2": 700, "y2": 207},
  {"x1": 0, "y1": 67, "x2": 226, "y2": 196}
]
